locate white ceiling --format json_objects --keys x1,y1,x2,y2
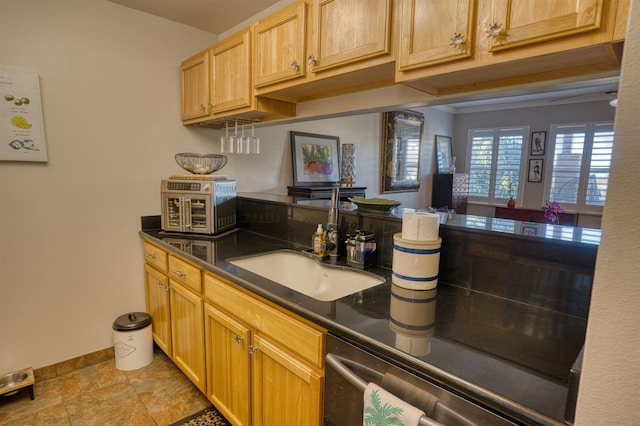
[{"x1": 107, "y1": 0, "x2": 282, "y2": 34}]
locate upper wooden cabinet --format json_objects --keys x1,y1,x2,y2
[
  {"x1": 253, "y1": 1, "x2": 307, "y2": 88},
  {"x1": 182, "y1": 0, "x2": 628, "y2": 122},
  {"x1": 181, "y1": 28, "x2": 296, "y2": 126},
  {"x1": 308, "y1": 0, "x2": 393, "y2": 72},
  {"x1": 486, "y1": 0, "x2": 605, "y2": 51},
  {"x1": 398, "y1": 0, "x2": 476, "y2": 71},
  {"x1": 180, "y1": 50, "x2": 211, "y2": 121},
  {"x1": 397, "y1": 0, "x2": 624, "y2": 96},
  {"x1": 253, "y1": 0, "x2": 397, "y2": 102},
  {"x1": 211, "y1": 29, "x2": 252, "y2": 114},
  {"x1": 613, "y1": 0, "x2": 630, "y2": 41}
]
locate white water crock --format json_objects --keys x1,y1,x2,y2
[{"x1": 392, "y1": 233, "x2": 442, "y2": 290}]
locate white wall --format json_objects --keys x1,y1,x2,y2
[
  {"x1": 574, "y1": 0, "x2": 640, "y2": 423},
  {"x1": 0, "y1": 0, "x2": 218, "y2": 372}
]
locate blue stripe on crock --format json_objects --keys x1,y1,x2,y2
[
  {"x1": 392, "y1": 272, "x2": 438, "y2": 282},
  {"x1": 393, "y1": 245, "x2": 441, "y2": 255}
]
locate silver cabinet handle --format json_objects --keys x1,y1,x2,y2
[
  {"x1": 487, "y1": 23, "x2": 503, "y2": 39},
  {"x1": 450, "y1": 32, "x2": 465, "y2": 49},
  {"x1": 249, "y1": 345, "x2": 258, "y2": 356},
  {"x1": 290, "y1": 59, "x2": 299, "y2": 71},
  {"x1": 234, "y1": 335, "x2": 244, "y2": 345},
  {"x1": 145, "y1": 253, "x2": 156, "y2": 260},
  {"x1": 307, "y1": 55, "x2": 316, "y2": 66},
  {"x1": 173, "y1": 269, "x2": 186, "y2": 278}
]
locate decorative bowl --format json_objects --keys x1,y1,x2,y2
[
  {"x1": 175, "y1": 153, "x2": 227, "y2": 174},
  {"x1": 348, "y1": 196, "x2": 401, "y2": 213}
]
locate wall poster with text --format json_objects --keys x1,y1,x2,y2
[{"x1": 0, "y1": 68, "x2": 48, "y2": 162}]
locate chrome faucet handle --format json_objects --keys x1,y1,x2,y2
[{"x1": 326, "y1": 224, "x2": 339, "y2": 258}]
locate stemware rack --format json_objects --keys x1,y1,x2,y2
[{"x1": 192, "y1": 117, "x2": 260, "y2": 129}]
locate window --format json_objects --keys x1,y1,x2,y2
[
  {"x1": 547, "y1": 123, "x2": 614, "y2": 214},
  {"x1": 467, "y1": 127, "x2": 527, "y2": 205}
]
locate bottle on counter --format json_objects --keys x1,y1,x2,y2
[{"x1": 313, "y1": 224, "x2": 326, "y2": 256}]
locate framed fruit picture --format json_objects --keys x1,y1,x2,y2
[{"x1": 290, "y1": 131, "x2": 340, "y2": 186}]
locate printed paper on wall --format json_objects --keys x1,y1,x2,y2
[{"x1": 0, "y1": 68, "x2": 48, "y2": 162}]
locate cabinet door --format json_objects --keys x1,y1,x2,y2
[
  {"x1": 180, "y1": 51, "x2": 211, "y2": 121},
  {"x1": 252, "y1": 335, "x2": 323, "y2": 426},
  {"x1": 254, "y1": 1, "x2": 307, "y2": 88},
  {"x1": 309, "y1": 0, "x2": 392, "y2": 72},
  {"x1": 398, "y1": 0, "x2": 475, "y2": 71},
  {"x1": 205, "y1": 304, "x2": 251, "y2": 426},
  {"x1": 211, "y1": 29, "x2": 252, "y2": 113},
  {"x1": 144, "y1": 264, "x2": 172, "y2": 357},
  {"x1": 170, "y1": 280, "x2": 206, "y2": 392},
  {"x1": 486, "y1": 0, "x2": 605, "y2": 51}
]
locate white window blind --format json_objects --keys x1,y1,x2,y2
[
  {"x1": 547, "y1": 123, "x2": 614, "y2": 213},
  {"x1": 467, "y1": 127, "x2": 526, "y2": 204}
]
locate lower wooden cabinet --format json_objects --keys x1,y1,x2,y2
[
  {"x1": 204, "y1": 272, "x2": 325, "y2": 426},
  {"x1": 144, "y1": 264, "x2": 172, "y2": 357},
  {"x1": 170, "y1": 280, "x2": 206, "y2": 392},
  {"x1": 142, "y1": 239, "x2": 326, "y2": 425},
  {"x1": 205, "y1": 304, "x2": 252, "y2": 426},
  {"x1": 252, "y1": 334, "x2": 323, "y2": 426}
]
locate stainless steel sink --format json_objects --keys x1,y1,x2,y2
[{"x1": 229, "y1": 250, "x2": 385, "y2": 301}]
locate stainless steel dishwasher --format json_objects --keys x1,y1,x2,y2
[{"x1": 324, "y1": 333, "x2": 517, "y2": 426}]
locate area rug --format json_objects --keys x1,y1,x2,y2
[{"x1": 170, "y1": 406, "x2": 231, "y2": 426}]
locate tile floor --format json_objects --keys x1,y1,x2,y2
[{"x1": 0, "y1": 347, "x2": 210, "y2": 425}]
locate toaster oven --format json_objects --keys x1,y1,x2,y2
[{"x1": 161, "y1": 178, "x2": 236, "y2": 235}]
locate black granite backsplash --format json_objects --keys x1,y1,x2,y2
[{"x1": 237, "y1": 194, "x2": 596, "y2": 321}]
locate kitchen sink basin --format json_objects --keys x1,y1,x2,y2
[{"x1": 229, "y1": 250, "x2": 385, "y2": 301}]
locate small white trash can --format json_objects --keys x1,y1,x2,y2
[{"x1": 112, "y1": 312, "x2": 153, "y2": 371}]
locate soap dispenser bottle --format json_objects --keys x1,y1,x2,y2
[{"x1": 313, "y1": 224, "x2": 326, "y2": 256}]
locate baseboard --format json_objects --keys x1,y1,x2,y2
[{"x1": 33, "y1": 347, "x2": 115, "y2": 381}]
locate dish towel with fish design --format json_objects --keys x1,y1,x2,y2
[{"x1": 363, "y1": 382, "x2": 425, "y2": 426}]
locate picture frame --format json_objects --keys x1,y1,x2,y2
[
  {"x1": 435, "y1": 135, "x2": 453, "y2": 173},
  {"x1": 381, "y1": 110, "x2": 424, "y2": 193},
  {"x1": 521, "y1": 223, "x2": 538, "y2": 236},
  {"x1": 530, "y1": 131, "x2": 546, "y2": 156},
  {"x1": 528, "y1": 159, "x2": 544, "y2": 182},
  {"x1": 290, "y1": 131, "x2": 341, "y2": 187}
]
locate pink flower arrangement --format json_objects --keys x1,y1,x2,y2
[{"x1": 544, "y1": 201, "x2": 564, "y2": 223}]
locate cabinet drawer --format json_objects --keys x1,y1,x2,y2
[
  {"x1": 142, "y1": 241, "x2": 168, "y2": 273},
  {"x1": 204, "y1": 273, "x2": 325, "y2": 368},
  {"x1": 169, "y1": 255, "x2": 202, "y2": 293}
]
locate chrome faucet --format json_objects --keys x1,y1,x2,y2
[{"x1": 326, "y1": 187, "x2": 340, "y2": 259}]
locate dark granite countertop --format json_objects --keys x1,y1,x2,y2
[{"x1": 140, "y1": 224, "x2": 578, "y2": 425}]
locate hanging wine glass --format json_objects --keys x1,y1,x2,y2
[
  {"x1": 247, "y1": 123, "x2": 260, "y2": 154},
  {"x1": 230, "y1": 120, "x2": 241, "y2": 154},
  {"x1": 220, "y1": 121, "x2": 232, "y2": 153}
]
